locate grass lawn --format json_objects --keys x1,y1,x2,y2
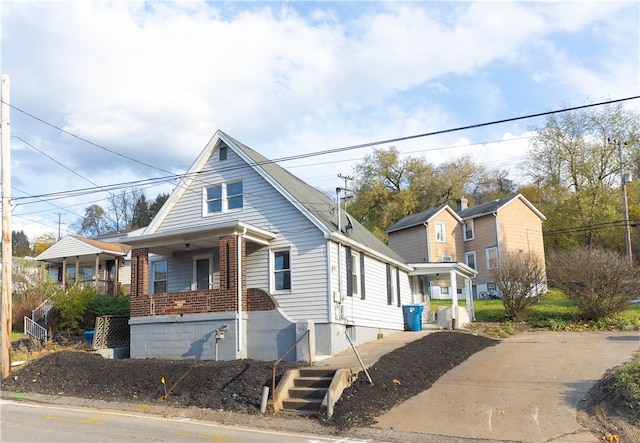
[{"x1": 428, "y1": 288, "x2": 640, "y2": 331}]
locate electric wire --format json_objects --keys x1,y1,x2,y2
[{"x1": 10, "y1": 96, "x2": 639, "y2": 205}]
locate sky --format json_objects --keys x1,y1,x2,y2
[{"x1": 1, "y1": 1, "x2": 639, "y2": 242}]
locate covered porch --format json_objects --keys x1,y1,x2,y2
[
  {"x1": 36, "y1": 235, "x2": 131, "y2": 296},
  {"x1": 409, "y1": 262, "x2": 477, "y2": 329},
  {"x1": 124, "y1": 222, "x2": 298, "y2": 361}
]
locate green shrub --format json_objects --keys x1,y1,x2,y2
[
  {"x1": 89, "y1": 294, "x2": 130, "y2": 317},
  {"x1": 51, "y1": 284, "x2": 98, "y2": 332}
]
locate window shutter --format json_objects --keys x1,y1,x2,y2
[
  {"x1": 345, "y1": 246, "x2": 353, "y2": 297},
  {"x1": 386, "y1": 263, "x2": 392, "y2": 305},
  {"x1": 396, "y1": 268, "x2": 401, "y2": 307},
  {"x1": 360, "y1": 253, "x2": 366, "y2": 300}
]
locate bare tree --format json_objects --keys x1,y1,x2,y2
[{"x1": 490, "y1": 250, "x2": 547, "y2": 321}]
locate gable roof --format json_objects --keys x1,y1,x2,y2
[
  {"x1": 385, "y1": 205, "x2": 462, "y2": 233},
  {"x1": 36, "y1": 235, "x2": 131, "y2": 263},
  {"x1": 458, "y1": 193, "x2": 546, "y2": 221},
  {"x1": 143, "y1": 130, "x2": 409, "y2": 268}
]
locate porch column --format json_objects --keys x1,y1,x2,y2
[
  {"x1": 75, "y1": 256, "x2": 80, "y2": 282},
  {"x1": 94, "y1": 254, "x2": 100, "y2": 286},
  {"x1": 449, "y1": 270, "x2": 458, "y2": 329},
  {"x1": 465, "y1": 278, "x2": 475, "y2": 320},
  {"x1": 130, "y1": 248, "x2": 149, "y2": 317},
  {"x1": 62, "y1": 257, "x2": 67, "y2": 288},
  {"x1": 114, "y1": 257, "x2": 120, "y2": 289}
]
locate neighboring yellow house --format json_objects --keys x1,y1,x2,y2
[{"x1": 387, "y1": 193, "x2": 547, "y2": 300}]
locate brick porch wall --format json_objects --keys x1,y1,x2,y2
[{"x1": 130, "y1": 235, "x2": 278, "y2": 317}]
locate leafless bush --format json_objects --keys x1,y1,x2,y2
[
  {"x1": 547, "y1": 247, "x2": 640, "y2": 320},
  {"x1": 490, "y1": 250, "x2": 547, "y2": 321},
  {"x1": 11, "y1": 259, "x2": 58, "y2": 330}
]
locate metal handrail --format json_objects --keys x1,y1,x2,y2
[
  {"x1": 31, "y1": 297, "x2": 53, "y2": 323},
  {"x1": 24, "y1": 316, "x2": 47, "y2": 342},
  {"x1": 271, "y1": 329, "x2": 311, "y2": 400}
]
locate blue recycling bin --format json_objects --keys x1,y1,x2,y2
[
  {"x1": 402, "y1": 304, "x2": 424, "y2": 331},
  {"x1": 84, "y1": 330, "x2": 95, "y2": 346}
]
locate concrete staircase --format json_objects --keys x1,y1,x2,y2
[{"x1": 279, "y1": 367, "x2": 337, "y2": 415}]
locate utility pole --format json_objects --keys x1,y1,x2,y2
[
  {"x1": 54, "y1": 212, "x2": 66, "y2": 240},
  {"x1": 1, "y1": 74, "x2": 12, "y2": 379},
  {"x1": 337, "y1": 173, "x2": 354, "y2": 211},
  {"x1": 610, "y1": 138, "x2": 633, "y2": 263}
]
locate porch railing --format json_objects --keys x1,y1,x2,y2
[
  {"x1": 32, "y1": 297, "x2": 54, "y2": 324},
  {"x1": 24, "y1": 316, "x2": 47, "y2": 342}
]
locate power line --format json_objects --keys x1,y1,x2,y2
[
  {"x1": 8, "y1": 96, "x2": 640, "y2": 206},
  {"x1": 3, "y1": 100, "x2": 180, "y2": 178}
]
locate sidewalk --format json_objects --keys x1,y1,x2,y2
[
  {"x1": 373, "y1": 330, "x2": 639, "y2": 442},
  {"x1": 314, "y1": 329, "x2": 435, "y2": 370}
]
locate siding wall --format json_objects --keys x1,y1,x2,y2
[
  {"x1": 148, "y1": 145, "x2": 331, "y2": 323},
  {"x1": 428, "y1": 211, "x2": 464, "y2": 262},
  {"x1": 388, "y1": 225, "x2": 427, "y2": 263},
  {"x1": 463, "y1": 215, "x2": 498, "y2": 284},
  {"x1": 329, "y1": 242, "x2": 406, "y2": 331}
]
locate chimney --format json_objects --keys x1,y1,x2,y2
[{"x1": 456, "y1": 198, "x2": 468, "y2": 212}]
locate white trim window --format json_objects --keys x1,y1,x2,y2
[
  {"x1": 463, "y1": 219, "x2": 474, "y2": 241},
  {"x1": 351, "y1": 251, "x2": 360, "y2": 297},
  {"x1": 486, "y1": 247, "x2": 498, "y2": 270},
  {"x1": 435, "y1": 221, "x2": 445, "y2": 242},
  {"x1": 272, "y1": 249, "x2": 291, "y2": 291},
  {"x1": 465, "y1": 251, "x2": 477, "y2": 270},
  {"x1": 441, "y1": 254, "x2": 453, "y2": 262},
  {"x1": 204, "y1": 180, "x2": 243, "y2": 214},
  {"x1": 152, "y1": 261, "x2": 167, "y2": 293}
]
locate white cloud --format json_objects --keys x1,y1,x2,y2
[{"x1": 2, "y1": 1, "x2": 638, "y2": 239}]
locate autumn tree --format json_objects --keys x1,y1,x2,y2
[
  {"x1": 524, "y1": 103, "x2": 640, "y2": 255},
  {"x1": 33, "y1": 232, "x2": 56, "y2": 255},
  {"x1": 348, "y1": 147, "x2": 508, "y2": 240}
]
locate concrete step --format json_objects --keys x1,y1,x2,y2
[
  {"x1": 281, "y1": 397, "x2": 323, "y2": 414},
  {"x1": 293, "y1": 376, "x2": 333, "y2": 388},
  {"x1": 288, "y1": 386, "x2": 328, "y2": 399}
]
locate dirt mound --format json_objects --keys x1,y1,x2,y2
[{"x1": 3, "y1": 330, "x2": 638, "y2": 441}]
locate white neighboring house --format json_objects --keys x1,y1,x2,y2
[
  {"x1": 124, "y1": 130, "x2": 418, "y2": 362},
  {"x1": 36, "y1": 235, "x2": 133, "y2": 295}
]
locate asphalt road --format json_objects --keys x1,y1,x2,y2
[
  {"x1": 374, "y1": 331, "x2": 639, "y2": 443},
  {"x1": 0, "y1": 400, "x2": 370, "y2": 443}
]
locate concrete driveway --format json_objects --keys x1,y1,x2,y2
[{"x1": 374, "y1": 331, "x2": 639, "y2": 442}]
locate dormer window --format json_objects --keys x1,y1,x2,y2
[{"x1": 204, "y1": 180, "x2": 243, "y2": 214}]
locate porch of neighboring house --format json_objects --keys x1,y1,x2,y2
[
  {"x1": 409, "y1": 262, "x2": 477, "y2": 329},
  {"x1": 48, "y1": 254, "x2": 128, "y2": 296}
]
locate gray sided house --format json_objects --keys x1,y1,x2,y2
[{"x1": 125, "y1": 131, "x2": 414, "y2": 362}]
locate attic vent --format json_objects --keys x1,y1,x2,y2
[{"x1": 219, "y1": 145, "x2": 228, "y2": 161}]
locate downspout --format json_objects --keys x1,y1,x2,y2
[
  {"x1": 423, "y1": 222, "x2": 430, "y2": 300},
  {"x1": 237, "y1": 227, "x2": 246, "y2": 353},
  {"x1": 493, "y1": 212, "x2": 500, "y2": 256},
  {"x1": 336, "y1": 188, "x2": 343, "y2": 321},
  {"x1": 450, "y1": 270, "x2": 458, "y2": 329},
  {"x1": 423, "y1": 222, "x2": 431, "y2": 262}
]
